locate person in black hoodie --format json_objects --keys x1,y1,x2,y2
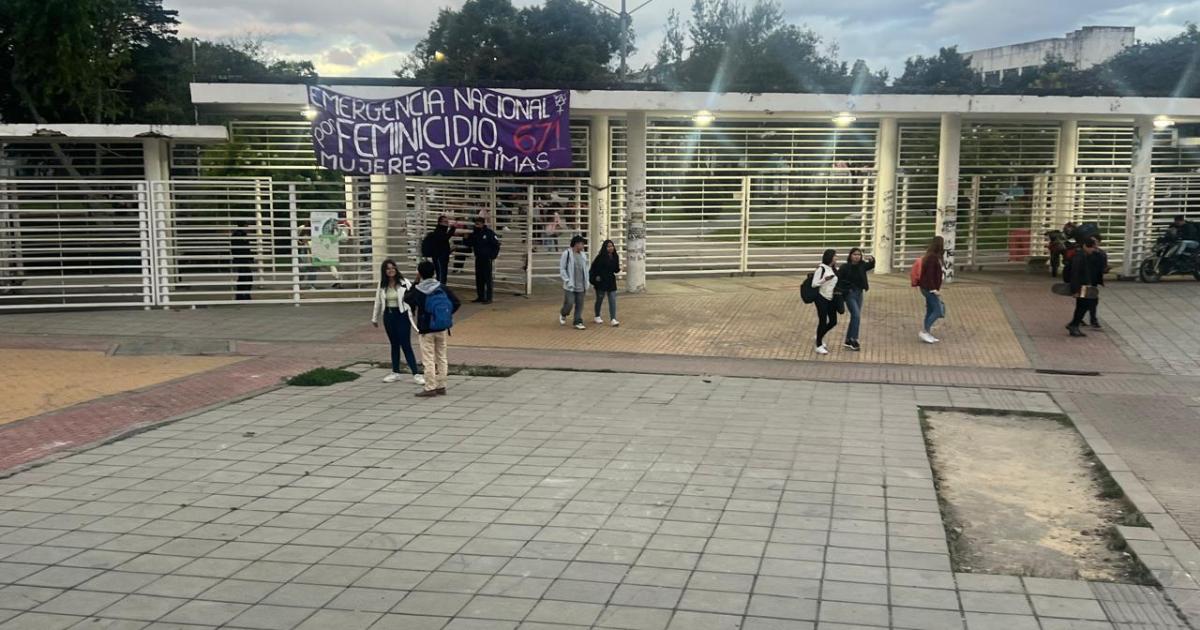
[
  {"x1": 463, "y1": 215, "x2": 500, "y2": 304},
  {"x1": 590, "y1": 239, "x2": 621, "y2": 327},
  {"x1": 404, "y1": 261, "x2": 461, "y2": 397},
  {"x1": 421, "y1": 215, "x2": 457, "y2": 284},
  {"x1": 836, "y1": 247, "x2": 875, "y2": 351},
  {"x1": 1066, "y1": 237, "x2": 1103, "y2": 337}
]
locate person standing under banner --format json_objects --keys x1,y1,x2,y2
[
  {"x1": 421, "y1": 215, "x2": 457, "y2": 284},
  {"x1": 463, "y1": 215, "x2": 500, "y2": 304}
]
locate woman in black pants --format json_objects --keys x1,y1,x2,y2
[
  {"x1": 371, "y1": 259, "x2": 424, "y2": 385},
  {"x1": 810, "y1": 249, "x2": 839, "y2": 355}
]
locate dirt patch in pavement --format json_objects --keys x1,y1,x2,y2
[{"x1": 922, "y1": 409, "x2": 1143, "y2": 582}]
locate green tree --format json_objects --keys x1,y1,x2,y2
[
  {"x1": 0, "y1": 0, "x2": 179, "y2": 124},
  {"x1": 892, "y1": 46, "x2": 982, "y2": 94},
  {"x1": 1094, "y1": 24, "x2": 1200, "y2": 97},
  {"x1": 403, "y1": 0, "x2": 623, "y2": 84},
  {"x1": 648, "y1": 0, "x2": 882, "y2": 93}
]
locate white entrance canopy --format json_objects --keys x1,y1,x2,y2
[
  {"x1": 190, "y1": 82, "x2": 1200, "y2": 121},
  {"x1": 0, "y1": 124, "x2": 229, "y2": 142}
]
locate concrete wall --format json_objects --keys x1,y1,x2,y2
[{"x1": 966, "y1": 26, "x2": 1135, "y2": 78}]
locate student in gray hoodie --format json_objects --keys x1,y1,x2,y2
[
  {"x1": 403, "y1": 261, "x2": 461, "y2": 397},
  {"x1": 558, "y1": 235, "x2": 589, "y2": 329}
]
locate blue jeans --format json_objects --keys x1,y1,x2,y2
[
  {"x1": 594, "y1": 290, "x2": 617, "y2": 320},
  {"x1": 921, "y1": 288, "x2": 943, "y2": 332},
  {"x1": 844, "y1": 288, "x2": 863, "y2": 342},
  {"x1": 383, "y1": 308, "x2": 419, "y2": 374},
  {"x1": 561, "y1": 290, "x2": 585, "y2": 325}
]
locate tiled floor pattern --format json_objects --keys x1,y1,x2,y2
[{"x1": 0, "y1": 370, "x2": 1186, "y2": 629}]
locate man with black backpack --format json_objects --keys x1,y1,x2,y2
[
  {"x1": 421, "y1": 215, "x2": 457, "y2": 284},
  {"x1": 404, "y1": 261, "x2": 461, "y2": 398},
  {"x1": 463, "y1": 215, "x2": 501, "y2": 304}
]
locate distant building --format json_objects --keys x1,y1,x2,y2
[{"x1": 964, "y1": 26, "x2": 1135, "y2": 84}]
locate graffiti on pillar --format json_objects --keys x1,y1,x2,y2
[
  {"x1": 939, "y1": 210, "x2": 957, "y2": 282},
  {"x1": 879, "y1": 188, "x2": 895, "y2": 246},
  {"x1": 626, "y1": 187, "x2": 648, "y2": 262}
]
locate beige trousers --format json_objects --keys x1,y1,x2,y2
[{"x1": 419, "y1": 331, "x2": 448, "y2": 391}]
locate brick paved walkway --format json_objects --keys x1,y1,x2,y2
[
  {"x1": 0, "y1": 349, "x2": 240, "y2": 426},
  {"x1": 0, "y1": 356, "x2": 315, "y2": 473},
  {"x1": 0, "y1": 370, "x2": 1186, "y2": 630},
  {"x1": 448, "y1": 282, "x2": 1029, "y2": 369}
]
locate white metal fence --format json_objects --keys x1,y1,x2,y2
[{"x1": 4, "y1": 173, "x2": 1200, "y2": 310}]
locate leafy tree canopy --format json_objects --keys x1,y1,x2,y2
[
  {"x1": 0, "y1": 0, "x2": 315, "y2": 124},
  {"x1": 649, "y1": 0, "x2": 887, "y2": 93},
  {"x1": 402, "y1": 0, "x2": 626, "y2": 85}
]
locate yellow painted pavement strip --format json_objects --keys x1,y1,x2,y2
[
  {"x1": 450, "y1": 280, "x2": 1030, "y2": 369},
  {"x1": 0, "y1": 349, "x2": 242, "y2": 426}
]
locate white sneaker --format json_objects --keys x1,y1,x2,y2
[
  {"x1": 815, "y1": 344, "x2": 829, "y2": 355},
  {"x1": 559, "y1": 314, "x2": 566, "y2": 326},
  {"x1": 611, "y1": 319, "x2": 620, "y2": 327},
  {"x1": 382, "y1": 372, "x2": 401, "y2": 383},
  {"x1": 594, "y1": 316, "x2": 604, "y2": 324},
  {"x1": 919, "y1": 331, "x2": 938, "y2": 344},
  {"x1": 413, "y1": 374, "x2": 426, "y2": 386},
  {"x1": 574, "y1": 323, "x2": 586, "y2": 330}
]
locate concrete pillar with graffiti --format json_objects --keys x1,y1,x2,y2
[
  {"x1": 872, "y1": 118, "x2": 899, "y2": 274},
  {"x1": 624, "y1": 111, "x2": 648, "y2": 293},
  {"x1": 935, "y1": 113, "x2": 962, "y2": 282}
]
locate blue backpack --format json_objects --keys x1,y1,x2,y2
[{"x1": 425, "y1": 287, "x2": 454, "y2": 332}]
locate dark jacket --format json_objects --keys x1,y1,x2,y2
[
  {"x1": 403, "y1": 278, "x2": 462, "y2": 334},
  {"x1": 918, "y1": 254, "x2": 943, "y2": 291},
  {"x1": 231, "y1": 228, "x2": 251, "y2": 263},
  {"x1": 463, "y1": 226, "x2": 500, "y2": 260},
  {"x1": 1177, "y1": 221, "x2": 1200, "y2": 242},
  {"x1": 1068, "y1": 249, "x2": 1105, "y2": 294},
  {"x1": 590, "y1": 252, "x2": 620, "y2": 292},
  {"x1": 422, "y1": 225, "x2": 456, "y2": 260},
  {"x1": 837, "y1": 259, "x2": 875, "y2": 292}
]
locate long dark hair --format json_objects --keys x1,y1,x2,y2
[
  {"x1": 378, "y1": 258, "x2": 404, "y2": 288},
  {"x1": 924, "y1": 236, "x2": 945, "y2": 261},
  {"x1": 846, "y1": 247, "x2": 863, "y2": 264},
  {"x1": 593, "y1": 239, "x2": 619, "y2": 268},
  {"x1": 821, "y1": 248, "x2": 837, "y2": 269}
]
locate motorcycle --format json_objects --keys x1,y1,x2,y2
[{"x1": 1138, "y1": 228, "x2": 1200, "y2": 282}]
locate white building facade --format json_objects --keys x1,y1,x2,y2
[{"x1": 965, "y1": 27, "x2": 1136, "y2": 83}]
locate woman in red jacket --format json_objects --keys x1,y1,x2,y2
[{"x1": 917, "y1": 236, "x2": 945, "y2": 344}]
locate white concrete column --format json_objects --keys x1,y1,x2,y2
[
  {"x1": 369, "y1": 174, "x2": 406, "y2": 272},
  {"x1": 588, "y1": 115, "x2": 610, "y2": 247},
  {"x1": 1123, "y1": 117, "x2": 1155, "y2": 277},
  {"x1": 1054, "y1": 119, "x2": 1079, "y2": 230},
  {"x1": 935, "y1": 114, "x2": 962, "y2": 282},
  {"x1": 624, "y1": 111, "x2": 647, "y2": 293},
  {"x1": 872, "y1": 118, "x2": 899, "y2": 274},
  {"x1": 141, "y1": 139, "x2": 169, "y2": 181}
]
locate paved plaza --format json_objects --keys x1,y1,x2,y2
[
  {"x1": 0, "y1": 369, "x2": 1190, "y2": 630},
  {"x1": 1, "y1": 273, "x2": 1200, "y2": 629}
]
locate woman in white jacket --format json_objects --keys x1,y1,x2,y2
[
  {"x1": 371, "y1": 259, "x2": 424, "y2": 384},
  {"x1": 811, "y1": 249, "x2": 840, "y2": 355}
]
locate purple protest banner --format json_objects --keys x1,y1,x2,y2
[{"x1": 306, "y1": 85, "x2": 572, "y2": 175}]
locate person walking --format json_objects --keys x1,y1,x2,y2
[
  {"x1": 421, "y1": 215, "x2": 457, "y2": 284},
  {"x1": 371, "y1": 259, "x2": 424, "y2": 386},
  {"x1": 1066, "y1": 237, "x2": 1103, "y2": 337},
  {"x1": 404, "y1": 260, "x2": 461, "y2": 397},
  {"x1": 590, "y1": 239, "x2": 620, "y2": 327},
  {"x1": 916, "y1": 236, "x2": 946, "y2": 344},
  {"x1": 810, "y1": 249, "x2": 839, "y2": 355},
  {"x1": 837, "y1": 247, "x2": 875, "y2": 351},
  {"x1": 463, "y1": 215, "x2": 500, "y2": 304},
  {"x1": 559, "y1": 235, "x2": 589, "y2": 330}
]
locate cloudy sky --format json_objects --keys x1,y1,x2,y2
[{"x1": 165, "y1": 0, "x2": 1200, "y2": 78}]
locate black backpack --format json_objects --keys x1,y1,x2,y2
[{"x1": 800, "y1": 273, "x2": 817, "y2": 304}]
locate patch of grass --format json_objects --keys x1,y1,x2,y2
[{"x1": 287, "y1": 367, "x2": 360, "y2": 387}]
